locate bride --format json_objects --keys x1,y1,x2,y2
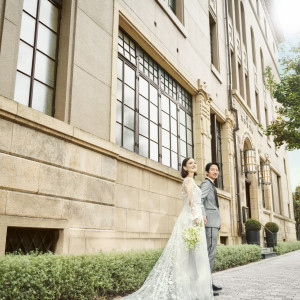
[{"x1": 122, "y1": 157, "x2": 214, "y2": 299}]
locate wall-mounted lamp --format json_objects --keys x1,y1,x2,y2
[
  {"x1": 258, "y1": 163, "x2": 272, "y2": 185},
  {"x1": 241, "y1": 149, "x2": 257, "y2": 174}
]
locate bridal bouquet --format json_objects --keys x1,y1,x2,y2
[{"x1": 182, "y1": 221, "x2": 203, "y2": 251}]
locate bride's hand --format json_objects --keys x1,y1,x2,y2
[{"x1": 194, "y1": 218, "x2": 199, "y2": 226}]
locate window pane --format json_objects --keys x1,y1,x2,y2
[
  {"x1": 31, "y1": 80, "x2": 53, "y2": 115},
  {"x1": 39, "y1": 0, "x2": 59, "y2": 32},
  {"x1": 23, "y1": 0, "x2": 38, "y2": 16},
  {"x1": 124, "y1": 106, "x2": 135, "y2": 130},
  {"x1": 20, "y1": 12, "x2": 36, "y2": 45},
  {"x1": 139, "y1": 96, "x2": 149, "y2": 117},
  {"x1": 37, "y1": 23, "x2": 57, "y2": 59},
  {"x1": 14, "y1": 72, "x2": 30, "y2": 106},
  {"x1": 171, "y1": 101, "x2": 177, "y2": 118},
  {"x1": 117, "y1": 79, "x2": 123, "y2": 101},
  {"x1": 187, "y1": 144, "x2": 193, "y2": 157},
  {"x1": 187, "y1": 114, "x2": 192, "y2": 130},
  {"x1": 150, "y1": 141, "x2": 158, "y2": 162},
  {"x1": 116, "y1": 123, "x2": 122, "y2": 146},
  {"x1": 139, "y1": 115, "x2": 149, "y2": 138},
  {"x1": 162, "y1": 112, "x2": 170, "y2": 130},
  {"x1": 162, "y1": 129, "x2": 170, "y2": 148},
  {"x1": 150, "y1": 103, "x2": 158, "y2": 124},
  {"x1": 35, "y1": 52, "x2": 55, "y2": 87},
  {"x1": 116, "y1": 100, "x2": 122, "y2": 123},
  {"x1": 161, "y1": 94, "x2": 169, "y2": 113},
  {"x1": 17, "y1": 41, "x2": 33, "y2": 75},
  {"x1": 171, "y1": 134, "x2": 178, "y2": 152},
  {"x1": 180, "y1": 140, "x2": 187, "y2": 157},
  {"x1": 180, "y1": 124, "x2": 186, "y2": 141},
  {"x1": 150, "y1": 85, "x2": 158, "y2": 105},
  {"x1": 180, "y1": 109, "x2": 186, "y2": 125},
  {"x1": 118, "y1": 58, "x2": 123, "y2": 80},
  {"x1": 150, "y1": 122, "x2": 158, "y2": 142},
  {"x1": 162, "y1": 147, "x2": 170, "y2": 166},
  {"x1": 139, "y1": 135, "x2": 149, "y2": 157},
  {"x1": 139, "y1": 76, "x2": 149, "y2": 99},
  {"x1": 171, "y1": 151, "x2": 178, "y2": 170},
  {"x1": 123, "y1": 127, "x2": 134, "y2": 151},
  {"x1": 171, "y1": 118, "x2": 177, "y2": 135},
  {"x1": 124, "y1": 64, "x2": 135, "y2": 88},
  {"x1": 187, "y1": 129, "x2": 192, "y2": 144},
  {"x1": 124, "y1": 85, "x2": 135, "y2": 109}
]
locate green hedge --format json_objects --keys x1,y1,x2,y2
[
  {"x1": 213, "y1": 244, "x2": 261, "y2": 271},
  {"x1": 274, "y1": 241, "x2": 300, "y2": 255},
  {"x1": 0, "y1": 243, "x2": 277, "y2": 299},
  {"x1": 0, "y1": 249, "x2": 162, "y2": 300}
]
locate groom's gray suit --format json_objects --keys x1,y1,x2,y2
[{"x1": 200, "y1": 177, "x2": 220, "y2": 272}]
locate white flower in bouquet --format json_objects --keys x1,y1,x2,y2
[{"x1": 182, "y1": 220, "x2": 203, "y2": 251}]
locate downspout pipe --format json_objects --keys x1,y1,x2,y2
[{"x1": 224, "y1": 0, "x2": 243, "y2": 237}]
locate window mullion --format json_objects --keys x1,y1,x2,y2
[
  {"x1": 28, "y1": 0, "x2": 41, "y2": 108},
  {"x1": 134, "y1": 55, "x2": 140, "y2": 154}
]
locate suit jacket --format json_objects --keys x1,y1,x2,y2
[{"x1": 200, "y1": 178, "x2": 221, "y2": 228}]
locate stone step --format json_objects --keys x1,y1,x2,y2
[
  {"x1": 261, "y1": 247, "x2": 273, "y2": 253},
  {"x1": 261, "y1": 252, "x2": 277, "y2": 259}
]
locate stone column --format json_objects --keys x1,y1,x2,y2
[
  {"x1": 0, "y1": 225, "x2": 7, "y2": 255},
  {"x1": 194, "y1": 80, "x2": 211, "y2": 183}
]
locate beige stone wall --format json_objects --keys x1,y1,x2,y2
[{"x1": 0, "y1": 0, "x2": 297, "y2": 256}]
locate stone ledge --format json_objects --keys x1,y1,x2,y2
[{"x1": 0, "y1": 96, "x2": 182, "y2": 182}]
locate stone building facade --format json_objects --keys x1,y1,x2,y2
[{"x1": 0, "y1": 0, "x2": 296, "y2": 255}]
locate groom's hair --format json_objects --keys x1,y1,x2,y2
[{"x1": 205, "y1": 162, "x2": 220, "y2": 172}]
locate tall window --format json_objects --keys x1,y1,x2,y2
[
  {"x1": 255, "y1": 92, "x2": 261, "y2": 123},
  {"x1": 271, "y1": 171, "x2": 282, "y2": 215},
  {"x1": 209, "y1": 8, "x2": 219, "y2": 70},
  {"x1": 116, "y1": 30, "x2": 193, "y2": 170},
  {"x1": 264, "y1": 18, "x2": 268, "y2": 39},
  {"x1": 250, "y1": 27, "x2": 256, "y2": 66},
  {"x1": 168, "y1": 0, "x2": 176, "y2": 14},
  {"x1": 256, "y1": 0, "x2": 260, "y2": 19},
  {"x1": 260, "y1": 48, "x2": 265, "y2": 82},
  {"x1": 260, "y1": 161, "x2": 266, "y2": 208},
  {"x1": 211, "y1": 114, "x2": 223, "y2": 189},
  {"x1": 14, "y1": 0, "x2": 61, "y2": 116}
]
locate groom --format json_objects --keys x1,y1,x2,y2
[{"x1": 200, "y1": 162, "x2": 222, "y2": 296}]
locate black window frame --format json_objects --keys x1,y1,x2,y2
[
  {"x1": 211, "y1": 114, "x2": 224, "y2": 189},
  {"x1": 116, "y1": 29, "x2": 194, "y2": 170},
  {"x1": 15, "y1": 0, "x2": 62, "y2": 116}
]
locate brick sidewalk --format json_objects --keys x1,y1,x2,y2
[{"x1": 212, "y1": 250, "x2": 300, "y2": 300}]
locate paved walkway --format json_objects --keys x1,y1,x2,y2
[{"x1": 212, "y1": 250, "x2": 300, "y2": 300}]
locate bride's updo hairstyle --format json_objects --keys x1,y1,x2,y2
[{"x1": 181, "y1": 157, "x2": 197, "y2": 178}]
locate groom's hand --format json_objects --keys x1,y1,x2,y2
[{"x1": 203, "y1": 216, "x2": 207, "y2": 226}]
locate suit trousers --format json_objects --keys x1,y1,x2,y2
[{"x1": 205, "y1": 227, "x2": 219, "y2": 272}]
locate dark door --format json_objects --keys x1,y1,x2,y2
[{"x1": 245, "y1": 179, "x2": 251, "y2": 219}]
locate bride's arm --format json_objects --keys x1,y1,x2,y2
[{"x1": 185, "y1": 178, "x2": 200, "y2": 226}]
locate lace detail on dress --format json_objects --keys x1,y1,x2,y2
[{"x1": 122, "y1": 178, "x2": 214, "y2": 300}]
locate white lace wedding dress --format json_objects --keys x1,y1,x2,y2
[{"x1": 122, "y1": 177, "x2": 214, "y2": 300}]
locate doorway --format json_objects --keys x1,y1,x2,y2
[{"x1": 245, "y1": 178, "x2": 251, "y2": 219}]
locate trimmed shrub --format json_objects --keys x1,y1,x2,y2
[
  {"x1": 213, "y1": 244, "x2": 261, "y2": 272},
  {"x1": 264, "y1": 222, "x2": 279, "y2": 233},
  {"x1": 274, "y1": 241, "x2": 300, "y2": 255},
  {"x1": 245, "y1": 218, "x2": 261, "y2": 231},
  {"x1": 0, "y1": 249, "x2": 163, "y2": 299}
]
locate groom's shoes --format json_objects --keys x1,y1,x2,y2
[
  {"x1": 213, "y1": 292, "x2": 219, "y2": 296},
  {"x1": 212, "y1": 284, "x2": 222, "y2": 291}
]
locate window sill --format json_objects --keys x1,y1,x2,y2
[
  {"x1": 216, "y1": 188, "x2": 231, "y2": 201},
  {"x1": 211, "y1": 64, "x2": 222, "y2": 84},
  {"x1": 263, "y1": 209, "x2": 271, "y2": 215},
  {"x1": 155, "y1": 0, "x2": 187, "y2": 38}
]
